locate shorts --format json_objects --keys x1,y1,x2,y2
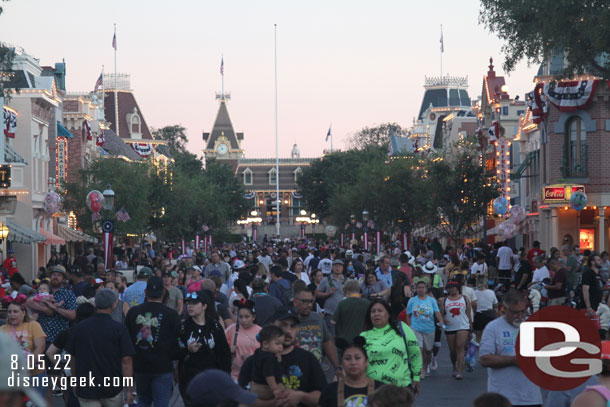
[
  {"x1": 473, "y1": 311, "x2": 494, "y2": 331},
  {"x1": 413, "y1": 330, "x2": 435, "y2": 351},
  {"x1": 434, "y1": 326, "x2": 442, "y2": 343},
  {"x1": 445, "y1": 329, "x2": 469, "y2": 336}
]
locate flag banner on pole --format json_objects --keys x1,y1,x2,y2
[
  {"x1": 363, "y1": 232, "x2": 369, "y2": 250},
  {"x1": 440, "y1": 30, "x2": 444, "y2": 52},
  {"x1": 375, "y1": 230, "x2": 381, "y2": 254},
  {"x1": 3, "y1": 108, "x2": 17, "y2": 138},
  {"x1": 94, "y1": 73, "x2": 103, "y2": 93},
  {"x1": 96, "y1": 130, "x2": 105, "y2": 146},
  {"x1": 325, "y1": 127, "x2": 331, "y2": 142},
  {"x1": 181, "y1": 237, "x2": 186, "y2": 255},
  {"x1": 208, "y1": 235, "x2": 213, "y2": 249},
  {"x1": 112, "y1": 32, "x2": 117, "y2": 50},
  {"x1": 220, "y1": 57, "x2": 224, "y2": 75},
  {"x1": 203, "y1": 235, "x2": 208, "y2": 251},
  {"x1": 253, "y1": 226, "x2": 257, "y2": 242},
  {"x1": 350, "y1": 232, "x2": 356, "y2": 242},
  {"x1": 195, "y1": 234, "x2": 200, "y2": 249},
  {"x1": 526, "y1": 83, "x2": 548, "y2": 124},
  {"x1": 402, "y1": 232, "x2": 409, "y2": 251},
  {"x1": 83, "y1": 120, "x2": 92, "y2": 141},
  {"x1": 488, "y1": 121, "x2": 499, "y2": 142},
  {"x1": 115, "y1": 207, "x2": 130, "y2": 222},
  {"x1": 104, "y1": 232, "x2": 113, "y2": 269},
  {"x1": 340, "y1": 233, "x2": 344, "y2": 247}
]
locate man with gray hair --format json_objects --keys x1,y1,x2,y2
[
  {"x1": 332, "y1": 279, "x2": 370, "y2": 343},
  {"x1": 66, "y1": 288, "x2": 135, "y2": 406},
  {"x1": 480, "y1": 289, "x2": 542, "y2": 406}
]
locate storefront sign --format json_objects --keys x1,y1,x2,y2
[
  {"x1": 496, "y1": 138, "x2": 511, "y2": 197},
  {"x1": 0, "y1": 165, "x2": 11, "y2": 188},
  {"x1": 56, "y1": 136, "x2": 67, "y2": 188},
  {"x1": 542, "y1": 184, "x2": 585, "y2": 204}
]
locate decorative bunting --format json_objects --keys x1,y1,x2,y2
[
  {"x1": 3, "y1": 108, "x2": 17, "y2": 138},
  {"x1": 526, "y1": 83, "x2": 547, "y2": 124},
  {"x1": 243, "y1": 191, "x2": 255, "y2": 200},
  {"x1": 83, "y1": 120, "x2": 92, "y2": 140},
  {"x1": 131, "y1": 143, "x2": 153, "y2": 157},
  {"x1": 488, "y1": 121, "x2": 499, "y2": 142},
  {"x1": 291, "y1": 191, "x2": 303, "y2": 199},
  {"x1": 542, "y1": 79, "x2": 597, "y2": 112},
  {"x1": 96, "y1": 130, "x2": 105, "y2": 147}
]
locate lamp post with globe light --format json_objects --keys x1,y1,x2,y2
[{"x1": 101, "y1": 185, "x2": 115, "y2": 270}]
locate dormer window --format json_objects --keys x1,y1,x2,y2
[
  {"x1": 294, "y1": 167, "x2": 302, "y2": 182},
  {"x1": 243, "y1": 168, "x2": 253, "y2": 185},
  {"x1": 126, "y1": 107, "x2": 142, "y2": 139},
  {"x1": 269, "y1": 168, "x2": 277, "y2": 185}
]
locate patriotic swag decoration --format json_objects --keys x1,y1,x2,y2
[
  {"x1": 131, "y1": 143, "x2": 153, "y2": 158},
  {"x1": 83, "y1": 120, "x2": 92, "y2": 140},
  {"x1": 526, "y1": 83, "x2": 548, "y2": 124},
  {"x1": 542, "y1": 79, "x2": 598, "y2": 112},
  {"x1": 3, "y1": 107, "x2": 17, "y2": 138},
  {"x1": 243, "y1": 191, "x2": 255, "y2": 200}
]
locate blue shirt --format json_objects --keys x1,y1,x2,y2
[
  {"x1": 375, "y1": 267, "x2": 392, "y2": 288},
  {"x1": 38, "y1": 287, "x2": 77, "y2": 343},
  {"x1": 406, "y1": 295, "x2": 439, "y2": 333},
  {"x1": 123, "y1": 281, "x2": 147, "y2": 307}
]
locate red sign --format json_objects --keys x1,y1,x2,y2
[{"x1": 544, "y1": 187, "x2": 565, "y2": 201}]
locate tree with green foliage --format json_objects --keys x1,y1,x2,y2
[
  {"x1": 297, "y1": 146, "x2": 387, "y2": 219},
  {"x1": 426, "y1": 138, "x2": 499, "y2": 244},
  {"x1": 0, "y1": 1, "x2": 17, "y2": 98},
  {"x1": 152, "y1": 125, "x2": 189, "y2": 156},
  {"x1": 63, "y1": 158, "x2": 152, "y2": 236},
  {"x1": 347, "y1": 123, "x2": 407, "y2": 150},
  {"x1": 480, "y1": 0, "x2": 610, "y2": 78}
]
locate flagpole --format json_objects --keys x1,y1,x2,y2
[
  {"x1": 330, "y1": 123, "x2": 333, "y2": 153},
  {"x1": 440, "y1": 24, "x2": 443, "y2": 78},
  {"x1": 113, "y1": 23, "x2": 119, "y2": 137},
  {"x1": 221, "y1": 54, "x2": 224, "y2": 99},
  {"x1": 274, "y1": 24, "x2": 280, "y2": 238}
]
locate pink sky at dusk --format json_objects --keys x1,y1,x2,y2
[{"x1": 0, "y1": 0, "x2": 539, "y2": 159}]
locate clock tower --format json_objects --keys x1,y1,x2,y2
[{"x1": 202, "y1": 92, "x2": 244, "y2": 169}]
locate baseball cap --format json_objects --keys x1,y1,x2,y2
[
  {"x1": 146, "y1": 276, "x2": 164, "y2": 297},
  {"x1": 345, "y1": 250, "x2": 354, "y2": 257},
  {"x1": 187, "y1": 369, "x2": 257, "y2": 407},
  {"x1": 333, "y1": 259, "x2": 344, "y2": 266},
  {"x1": 233, "y1": 260, "x2": 246, "y2": 269},
  {"x1": 0, "y1": 332, "x2": 47, "y2": 407},
  {"x1": 138, "y1": 266, "x2": 154, "y2": 277},
  {"x1": 49, "y1": 264, "x2": 67, "y2": 276},
  {"x1": 189, "y1": 265, "x2": 203, "y2": 273},
  {"x1": 271, "y1": 307, "x2": 300, "y2": 323}
]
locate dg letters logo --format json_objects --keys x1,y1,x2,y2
[{"x1": 516, "y1": 306, "x2": 601, "y2": 391}]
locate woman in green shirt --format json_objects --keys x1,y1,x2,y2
[{"x1": 360, "y1": 299, "x2": 422, "y2": 395}]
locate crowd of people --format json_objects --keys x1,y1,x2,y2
[{"x1": 0, "y1": 235, "x2": 609, "y2": 407}]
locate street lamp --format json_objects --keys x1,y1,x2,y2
[
  {"x1": 102, "y1": 185, "x2": 115, "y2": 212},
  {"x1": 311, "y1": 213, "x2": 318, "y2": 236},
  {"x1": 0, "y1": 222, "x2": 9, "y2": 244},
  {"x1": 362, "y1": 210, "x2": 371, "y2": 251}
]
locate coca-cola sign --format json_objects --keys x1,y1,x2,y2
[{"x1": 543, "y1": 185, "x2": 585, "y2": 204}]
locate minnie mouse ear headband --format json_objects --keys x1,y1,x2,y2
[
  {"x1": 233, "y1": 298, "x2": 255, "y2": 311},
  {"x1": 1, "y1": 294, "x2": 27, "y2": 306},
  {"x1": 446, "y1": 280, "x2": 460, "y2": 288}
]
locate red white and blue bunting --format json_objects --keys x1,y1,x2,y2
[
  {"x1": 526, "y1": 83, "x2": 548, "y2": 124},
  {"x1": 243, "y1": 191, "x2": 256, "y2": 200},
  {"x1": 542, "y1": 79, "x2": 597, "y2": 112},
  {"x1": 3, "y1": 107, "x2": 17, "y2": 138},
  {"x1": 131, "y1": 143, "x2": 154, "y2": 157},
  {"x1": 488, "y1": 120, "x2": 499, "y2": 142},
  {"x1": 292, "y1": 191, "x2": 303, "y2": 199},
  {"x1": 83, "y1": 120, "x2": 92, "y2": 140}
]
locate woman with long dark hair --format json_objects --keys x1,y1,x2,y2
[
  {"x1": 389, "y1": 272, "x2": 411, "y2": 319},
  {"x1": 177, "y1": 290, "x2": 231, "y2": 404},
  {"x1": 360, "y1": 299, "x2": 422, "y2": 394},
  {"x1": 224, "y1": 299, "x2": 261, "y2": 381},
  {"x1": 319, "y1": 336, "x2": 382, "y2": 407}
]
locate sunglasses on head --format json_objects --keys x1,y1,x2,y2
[{"x1": 186, "y1": 292, "x2": 200, "y2": 300}]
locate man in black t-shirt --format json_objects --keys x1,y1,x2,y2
[
  {"x1": 125, "y1": 277, "x2": 180, "y2": 407},
  {"x1": 66, "y1": 289, "x2": 135, "y2": 406},
  {"x1": 581, "y1": 254, "x2": 604, "y2": 318},
  {"x1": 514, "y1": 250, "x2": 533, "y2": 291},
  {"x1": 239, "y1": 307, "x2": 326, "y2": 407}
]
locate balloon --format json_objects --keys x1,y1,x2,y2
[
  {"x1": 570, "y1": 191, "x2": 587, "y2": 211},
  {"x1": 43, "y1": 191, "x2": 62, "y2": 215},
  {"x1": 493, "y1": 197, "x2": 509, "y2": 216},
  {"x1": 86, "y1": 190, "x2": 104, "y2": 213},
  {"x1": 499, "y1": 221, "x2": 517, "y2": 240},
  {"x1": 325, "y1": 225, "x2": 337, "y2": 238},
  {"x1": 508, "y1": 205, "x2": 526, "y2": 224}
]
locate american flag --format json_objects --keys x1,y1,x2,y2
[
  {"x1": 116, "y1": 207, "x2": 130, "y2": 222},
  {"x1": 112, "y1": 32, "x2": 117, "y2": 50},
  {"x1": 220, "y1": 57, "x2": 224, "y2": 75},
  {"x1": 94, "y1": 73, "x2": 103, "y2": 93},
  {"x1": 202, "y1": 224, "x2": 209, "y2": 232}
]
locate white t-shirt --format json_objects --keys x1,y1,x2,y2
[
  {"x1": 462, "y1": 285, "x2": 478, "y2": 318},
  {"x1": 318, "y1": 258, "x2": 332, "y2": 275},
  {"x1": 475, "y1": 288, "x2": 497, "y2": 312},
  {"x1": 470, "y1": 262, "x2": 488, "y2": 277},
  {"x1": 532, "y1": 266, "x2": 550, "y2": 283},
  {"x1": 257, "y1": 255, "x2": 272, "y2": 272},
  {"x1": 496, "y1": 246, "x2": 514, "y2": 270}
]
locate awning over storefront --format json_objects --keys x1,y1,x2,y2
[
  {"x1": 6, "y1": 219, "x2": 46, "y2": 244},
  {"x1": 39, "y1": 228, "x2": 66, "y2": 245},
  {"x1": 57, "y1": 224, "x2": 98, "y2": 244},
  {"x1": 511, "y1": 151, "x2": 536, "y2": 181},
  {"x1": 57, "y1": 121, "x2": 74, "y2": 139}
]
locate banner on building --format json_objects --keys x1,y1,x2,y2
[
  {"x1": 3, "y1": 107, "x2": 17, "y2": 138},
  {"x1": 542, "y1": 79, "x2": 598, "y2": 112},
  {"x1": 56, "y1": 136, "x2": 68, "y2": 188},
  {"x1": 496, "y1": 138, "x2": 511, "y2": 197},
  {"x1": 131, "y1": 143, "x2": 153, "y2": 158}
]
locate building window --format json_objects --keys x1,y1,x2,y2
[
  {"x1": 502, "y1": 106, "x2": 509, "y2": 116},
  {"x1": 294, "y1": 167, "x2": 302, "y2": 182},
  {"x1": 243, "y1": 168, "x2": 253, "y2": 185},
  {"x1": 564, "y1": 117, "x2": 587, "y2": 178},
  {"x1": 131, "y1": 115, "x2": 141, "y2": 134},
  {"x1": 269, "y1": 168, "x2": 277, "y2": 185}
]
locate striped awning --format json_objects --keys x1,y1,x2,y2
[
  {"x1": 39, "y1": 228, "x2": 66, "y2": 245},
  {"x1": 57, "y1": 224, "x2": 98, "y2": 244},
  {"x1": 6, "y1": 219, "x2": 46, "y2": 244}
]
